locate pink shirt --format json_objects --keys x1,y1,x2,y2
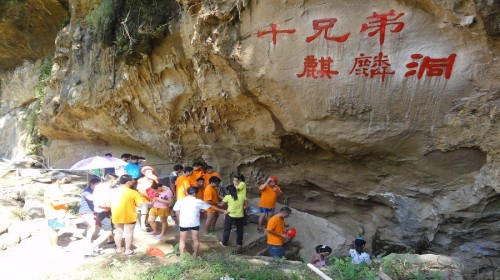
[{"x1": 153, "y1": 189, "x2": 173, "y2": 208}]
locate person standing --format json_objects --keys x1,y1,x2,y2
[
  {"x1": 116, "y1": 154, "x2": 131, "y2": 176},
  {"x1": 88, "y1": 174, "x2": 119, "y2": 256},
  {"x1": 219, "y1": 185, "x2": 246, "y2": 248},
  {"x1": 188, "y1": 162, "x2": 205, "y2": 187},
  {"x1": 148, "y1": 180, "x2": 174, "y2": 239},
  {"x1": 203, "y1": 176, "x2": 222, "y2": 236},
  {"x1": 44, "y1": 172, "x2": 73, "y2": 248},
  {"x1": 266, "y1": 207, "x2": 292, "y2": 258},
  {"x1": 203, "y1": 166, "x2": 219, "y2": 186},
  {"x1": 175, "y1": 166, "x2": 193, "y2": 200},
  {"x1": 349, "y1": 238, "x2": 371, "y2": 264},
  {"x1": 136, "y1": 166, "x2": 158, "y2": 231},
  {"x1": 110, "y1": 175, "x2": 144, "y2": 255},
  {"x1": 124, "y1": 155, "x2": 141, "y2": 179},
  {"x1": 173, "y1": 187, "x2": 227, "y2": 257},
  {"x1": 257, "y1": 176, "x2": 283, "y2": 233},
  {"x1": 79, "y1": 177, "x2": 101, "y2": 244},
  {"x1": 103, "y1": 153, "x2": 116, "y2": 177},
  {"x1": 171, "y1": 164, "x2": 184, "y2": 177}
]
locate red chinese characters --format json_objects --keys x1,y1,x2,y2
[
  {"x1": 257, "y1": 23, "x2": 296, "y2": 46},
  {"x1": 349, "y1": 52, "x2": 395, "y2": 82},
  {"x1": 256, "y1": 10, "x2": 458, "y2": 83},
  {"x1": 360, "y1": 9, "x2": 405, "y2": 46},
  {"x1": 405, "y1": 53, "x2": 457, "y2": 80},
  {"x1": 297, "y1": 55, "x2": 339, "y2": 79},
  {"x1": 305, "y1": 18, "x2": 350, "y2": 43}
]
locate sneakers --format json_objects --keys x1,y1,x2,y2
[
  {"x1": 141, "y1": 227, "x2": 152, "y2": 232},
  {"x1": 219, "y1": 242, "x2": 227, "y2": 247},
  {"x1": 155, "y1": 234, "x2": 165, "y2": 240},
  {"x1": 231, "y1": 227, "x2": 237, "y2": 232}
]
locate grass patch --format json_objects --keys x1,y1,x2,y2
[{"x1": 145, "y1": 253, "x2": 312, "y2": 280}]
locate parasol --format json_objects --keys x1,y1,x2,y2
[{"x1": 70, "y1": 156, "x2": 128, "y2": 170}]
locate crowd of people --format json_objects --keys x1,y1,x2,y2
[{"x1": 43, "y1": 153, "x2": 371, "y2": 265}]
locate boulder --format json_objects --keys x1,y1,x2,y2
[
  {"x1": 0, "y1": 232, "x2": 21, "y2": 250},
  {"x1": 22, "y1": 196, "x2": 45, "y2": 219},
  {"x1": 383, "y1": 253, "x2": 465, "y2": 279},
  {"x1": 8, "y1": 221, "x2": 33, "y2": 241}
]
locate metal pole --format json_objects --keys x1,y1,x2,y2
[{"x1": 306, "y1": 263, "x2": 333, "y2": 280}]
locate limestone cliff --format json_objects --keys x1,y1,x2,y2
[{"x1": 0, "y1": 0, "x2": 499, "y2": 274}]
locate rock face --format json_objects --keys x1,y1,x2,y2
[{"x1": 0, "y1": 0, "x2": 499, "y2": 274}]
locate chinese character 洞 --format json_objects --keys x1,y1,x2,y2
[
  {"x1": 306, "y1": 18, "x2": 350, "y2": 43},
  {"x1": 360, "y1": 9, "x2": 405, "y2": 46},
  {"x1": 297, "y1": 55, "x2": 339, "y2": 79},
  {"x1": 404, "y1": 53, "x2": 457, "y2": 80},
  {"x1": 349, "y1": 52, "x2": 395, "y2": 82},
  {"x1": 257, "y1": 23, "x2": 296, "y2": 46}
]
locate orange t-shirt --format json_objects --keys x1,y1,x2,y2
[
  {"x1": 203, "y1": 172, "x2": 220, "y2": 185},
  {"x1": 258, "y1": 184, "x2": 282, "y2": 209},
  {"x1": 176, "y1": 175, "x2": 191, "y2": 200},
  {"x1": 188, "y1": 169, "x2": 205, "y2": 187},
  {"x1": 195, "y1": 184, "x2": 205, "y2": 200},
  {"x1": 203, "y1": 185, "x2": 219, "y2": 213},
  {"x1": 266, "y1": 214, "x2": 285, "y2": 245}
]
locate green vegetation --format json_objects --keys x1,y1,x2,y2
[
  {"x1": 327, "y1": 257, "x2": 377, "y2": 280},
  {"x1": 145, "y1": 254, "x2": 311, "y2": 280},
  {"x1": 83, "y1": 0, "x2": 180, "y2": 65},
  {"x1": 25, "y1": 57, "x2": 51, "y2": 155}
]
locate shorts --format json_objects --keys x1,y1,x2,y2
[
  {"x1": 268, "y1": 245, "x2": 285, "y2": 258},
  {"x1": 48, "y1": 217, "x2": 65, "y2": 230},
  {"x1": 96, "y1": 212, "x2": 113, "y2": 231},
  {"x1": 260, "y1": 207, "x2": 275, "y2": 214},
  {"x1": 149, "y1": 207, "x2": 170, "y2": 218},
  {"x1": 140, "y1": 202, "x2": 152, "y2": 215},
  {"x1": 80, "y1": 212, "x2": 97, "y2": 226},
  {"x1": 179, "y1": 226, "x2": 200, "y2": 232}
]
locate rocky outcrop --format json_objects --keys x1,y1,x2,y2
[{"x1": 0, "y1": 0, "x2": 498, "y2": 275}]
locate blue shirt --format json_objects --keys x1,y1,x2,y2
[
  {"x1": 79, "y1": 187, "x2": 94, "y2": 214},
  {"x1": 124, "y1": 162, "x2": 141, "y2": 179}
]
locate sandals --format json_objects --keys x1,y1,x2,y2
[
  {"x1": 85, "y1": 249, "x2": 104, "y2": 258},
  {"x1": 124, "y1": 250, "x2": 135, "y2": 256}
]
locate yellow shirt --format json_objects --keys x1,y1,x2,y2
[
  {"x1": 235, "y1": 181, "x2": 247, "y2": 199},
  {"x1": 266, "y1": 214, "x2": 285, "y2": 246},
  {"x1": 223, "y1": 194, "x2": 245, "y2": 218},
  {"x1": 110, "y1": 187, "x2": 144, "y2": 224}
]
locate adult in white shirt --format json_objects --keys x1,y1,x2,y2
[{"x1": 173, "y1": 187, "x2": 227, "y2": 257}]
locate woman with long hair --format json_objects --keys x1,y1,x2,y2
[{"x1": 219, "y1": 185, "x2": 246, "y2": 248}]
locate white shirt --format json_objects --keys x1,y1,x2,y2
[
  {"x1": 349, "y1": 249, "x2": 370, "y2": 264},
  {"x1": 172, "y1": 196, "x2": 210, "y2": 228},
  {"x1": 93, "y1": 182, "x2": 112, "y2": 213}
]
